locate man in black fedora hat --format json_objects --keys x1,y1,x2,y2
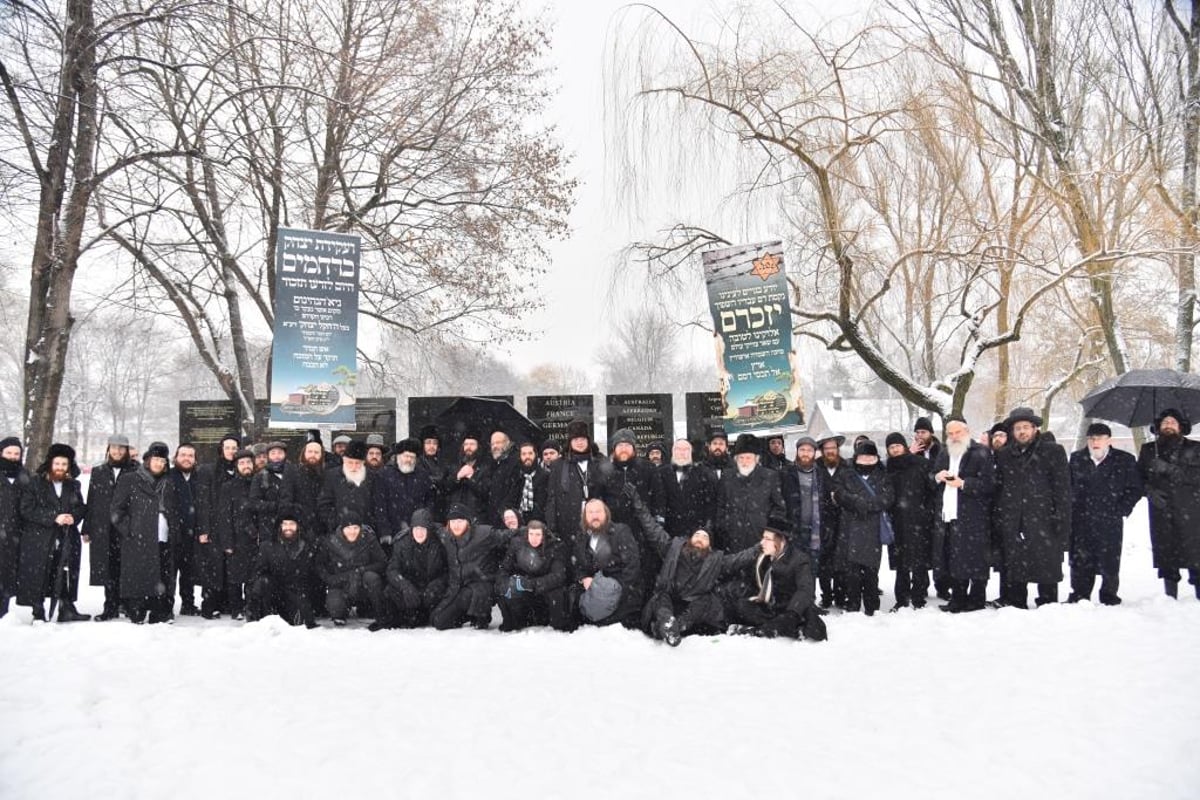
[
  {"x1": 993, "y1": 407, "x2": 1071, "y2": 608},
  {"x1": 1138, "y1": 408, "x2": 1200, "y2": 598}
]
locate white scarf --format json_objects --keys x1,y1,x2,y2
[{"x1": 942, "y1": 452, "x2": 963, "y2": 523}]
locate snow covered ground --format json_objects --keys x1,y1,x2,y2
[{"x1": 2, "y1": 501, "x2": 1198, "y2": 800}]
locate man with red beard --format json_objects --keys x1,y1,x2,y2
[
  {"x1": 82, "y1": 434, "x2": 134, "y2": 621},
  {"x1": 294, "y1": 438, "x2": 328, "y2": 539},
  {"x1": 111, "y1": 442, "x2": 180, "y2": 624},
  {"x1": 17, "y1": 444, "x2": 88, "y2": 622},
  {"x1": 1138, "y1": 408, "x2": 1200, "y2": 598}
]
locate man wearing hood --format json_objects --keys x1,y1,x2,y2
[
  {"x1": 659, "y1": 439, "x2": 718, "y2": 540},
  {"x1": 833, "y1": 440, "x2": 895, "y2": 615},
  {"x1": 730, "y1": 525, "x2": 826, "y2": 641},
  {"x1": 416, "y1": 425, "x2": 449, "y2": 520},
  {"x1": 494, "y1": 519, "x2": 570, "y2": 632},
  {"x1": 214, "y1": 448, "x2": 257, "y2": 619},
  {"x1": 715, "y1": 434, "x2": 787, "y2": 554},
  {"x1": 318, "y1": 440, "x2": 389, "y2": 542},
  {"x1": 1138, "y1": 408, "x2": 1200, "y2": 598},
  {"x1": 631, "y1": 488, "x2": 760, "y2": 645},
  {"x1": 17, "y1": 443, "x2": 88, "y2": 622},
  {"x1": 440, "y1": 429, "x2": 492, "y2": 523},
  {"x1": 815, "y1": 433, "x2": 849, "y2": 609},
  {"x1": 1067, "y1": 423, "x2": 1142, "y2": 605},
  {"x1": 931, "y1": 416, "x2": 995, "y2": 613},
  {"x1": 318, "y1": 514, "x2": 388, "y2": 626},
  {"x1": 543, "y1": 419, "x2": 606, "y2": 543},
  {"x1": 0, "y1": 436, "x2": 30, "y2": 618},
  {"x1": 195, "y1": 434, "x2": 243, "y2": 617},
  {"x1": 645, "y1": 440, "x2": 666, "y2": 467},
  {"x1": 993, "y1": 407, "x2": 1072, "y2": 608},
  {"x1": 377, "y1": 508, "x2": 448, "y2": 630},
  {"x1": 430, "y1": 503, "x2": 519, "y2": 630},
  {"x1": 381, "y1": 438, "x2": 434, "y2": 543},
  {"x1": 884, "y1": 433, "x2": 936, "y2": 610},
  {"x1": 110, "y1": 442, "x2": 180, "y2": 623},
  {"x1": 248, "y1": 512, "x2": 316, "y2": 627},
  {"x1": 82, "y1": 434, "x2": 134, "y2": 621}
]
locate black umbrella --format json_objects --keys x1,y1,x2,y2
[
  {"x1": 435, "y1": 396, "x2": 544, "y2": 450},
  {"x1": 1078, "y1": 368, "x2": 1200, "y2": 427}
]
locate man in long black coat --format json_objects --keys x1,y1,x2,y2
[
  {"x1": 430, "y1": 503, "x2": 517, "y2": 630},
  {"x1": 167, "y1": 443, "x2": 201, "y2": 616},
  {"x1": 17, "y1": 444, "x2": 88, "y2": 622},
  {"x1": 110, "y1": 442, "x2": 180, "y2": 624},
  {"x1": 659, "y1": 439, "x2": 718, "y2": 539},
  {"x1": 293, "y1": 439, "x2": 328, "y2": 540},
  {"x1": 247, "y1": 512, "x2": 316, "y2": 627},
  {"x1": 1068, "y1": 423, "x2": 1142, "y2": 604},
  {"x1": 715, "y1": 435, "x2": 787, "y2": 555},
  {"x1": 380, "y1": 438, "x2": 434, "y2": 542},
  {"x1": 494, "y1": 520, "x2": 571, "y2": 631},
  {"x1": 416, "y1": 425, "x2": 450, "y2": 521},
  {"x1": 815, "y1": 433, "x2": 849, "y2": 608},
  {"x1": 543, "y1": 419, "x2": 607, "y2": 543},
  {"x1": 318, "y1": 440, "x2": 389, "y2": 542},
  {"x1": 932, "y1": 417, "x2": 995, "y2": 613},
  {"x1": 633, "y1": 496, "x2": 758, "y2": 645},
  {"x1": 486, "y1": 430, "x2": 523, "y2": 528},
  {"x1": 378, "y1": 508, "x2": 448, "y2": 629},
  {"x1": 1138, "y1": 408, "x2": 1200, "y2": 598},
  {"x1": 194, "y1": 434, "x2": 242, "y2": 617},
  {"x1": 884, "y1": 433, "x2": 936, "y2": 609},
  {"x1": 82, "y1": 434, "x2": 134, "y2": 621},
  {"x1": 214, "y1": 449, "x2": 257, "y2": 619},
  {"x1": 0, "y1": 436, "x2": 31, "y2": 618},
  {"x1": 833, "y1": 441, "x2": 894, "y2": 616},
  {"x1": 512, "y1": 441, "x2": 549, "y2": 525},
  {"x1": 440, "y1": 431, "x2": 492, "y2": 524},
  {"x1": 248, "y1": 441, "x2": 302, "y2": 545},
  {"x1": 993, "y1": 407, "x2": 1072, "y2": 608}
]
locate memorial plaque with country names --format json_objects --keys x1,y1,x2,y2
[
  {"x1": 605, "y1": 394, "x2": 673, "y2": 450},
  {"x1": 526, "y1": 395, "x2": 594, "y2": 445},
  {"x1": 685, "y1": 392, "x2": 727, "y2": 444}
]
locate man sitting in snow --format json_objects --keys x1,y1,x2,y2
[
  {"x1": 565, "y1": 498, "x2": 643, "y2": 630},
  {"x1": 729, "y1": 525, "x2": 826, "y2": 641}
]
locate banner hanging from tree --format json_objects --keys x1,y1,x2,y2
[
  {"x1": 703, "y1": 241, "x2": 805, "y2": 433},
  {"x1": 268, "y1": 227, "x2": 360, "y2": 429}
]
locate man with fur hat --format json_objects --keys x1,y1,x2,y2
[
  {"x1": 429, "y1": 503, "x2": 519, "y2": 630},
  {"x1": 247, "y1": 512, "x2": 316, "y2": 627},
  {"x1": 833, "y1": 440, "x2": 894, "y2": 615},
  {"x1": 884, "y1": 432, "x2": 936, "y2": 610},
  {"x1": 729, "y1": 524, "x2": 827, "y2": 641},
  {"x1": 0, "y1": 436, "x2": 30, "y2": 617},
  {"x1": 993, "y1": 407, "x2": 1071, "y2": 608},
  {"x1": 17, "y1": 443, "x2": 87, "y2": 622},
  {"x1": 318, "y1": 439, "x2": 389, "y2": 541},
  {"x1": 440, "y1": 429, "x2": 491, "y2": 523},
  {"x1": 111, "y1": 442, "x2": 180, "y2": 623},
  {"x1": 1068, "y1": 423, "x2": 1142, "y2": 604},
  {"x1": 380, "y1": 438, "x2": 434, "y2": 543},
  {"x1": 715, "y1": 434, "x2": 788, "y2": 555},
  {"x1": 318, "y1": 513, "x2": 388, "y2": 626},
  {"x1": 377, "y1": 508, "x2": 448, "y2": 629},
  {"x1": 1138, "y1": 408, "x2": 1200, "y2": 598},
  {"x1": 931, "y1": 416, "x2": 995, "y2": 613},
  {"x1": 543, "y1": 419, "x2": 607, "y2": 543},
  {"x1": 814, "y1": 433, "x2": 849, "y2": 608},
  {"x1": 644, "y1": 440, "x2": 666, "y2": 467},
  {"x1": 83, "y1": 434, "x2": 135, "y2": 620}
]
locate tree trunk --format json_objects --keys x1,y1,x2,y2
[{"x1": 1175, "y1": 0, "x2": 1200, "y2": 372}]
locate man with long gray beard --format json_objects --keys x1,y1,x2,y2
[
  {"x1": 319, "y1": 440, "x2": 388, "y2": 541},
  {"x1": 1138, "y1": 408, "x2": 1200, "y2": 598},
  {"x1": 659, "y1": 439, "x2": 717, "y2": 540},
  {"x1": 381, "y1": 438, "x2": 434, "y2": 541},
  {"x1": 715, "y1": 435, "x2": 787, "y2": 554},
  {"x1": 932, "y1": 417, "x2": 995, "y2": 613},
  {"x1": 82, "y1": 434, "x2": 134, "y2": 621}
]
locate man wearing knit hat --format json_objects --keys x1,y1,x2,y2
[
  {"x1": 1067, "y1": 423, "x2": 1142, "y2": 604},
  {"x1": 0, "y1": 436, "x2": 29, "y2": 618},
  {"x1": 912, "y1": 417, "x2": 942, "y2": 465},
  {"x1": 1138, "y1": 408, "x2": 1200, "y2": 598}
]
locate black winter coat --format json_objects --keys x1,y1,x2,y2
[
  {"x1": 495, "y1": 534, "x2": 569, "y2": 595},
  {"x1": 318, "y1": 467, "x2": 388, "y2": 539},
  {"x1": 291, "y1": 463, "x2": 327, "y2": 539},
  {"x1": 318, "y1": 529, "x2": 388, "y2": 589},
  {"x1": 511, "y1": 466, "x2": 549, "y2": 525},
  {"x1": 17, "y1": 474, "x2": 85, "y2": 605},
  {"x1": 1068, "y1": 447, "x2": 1142, "y2": 575},
  {"x1": 440, "y1": 457, "x2": 492, "y2": 523},
  {"x1": 816, "y1": 460, "x2": 850, "y2": 577},
  {"x1": 0, "y1": 466, "x2": 31, "y2": 596},
  {"x1": 487, "y1": 452, "x2": 524, "y2": 527},
  {"x1": 886, "y1": 454, "x2": 935, "y2": 572},
  {"x1": 834, "y1": 465, "x2": 895, "y2": 570},
  {"x1": 543, "y1": 454, "x2": 608, "y2": 541},
  {"x1": 569, "y1": 521, "x2": 642, "y2": 592},
  {"x1": 1138, "y1": 436, "x2": 1200, "y2": 571},
  {"x1": 715, "y1": 466, "x2": 787, "y2": 553},
  {"x1": 111, "y1": 466, "x2": 180, "y2": 599},
  {"x1": 380, "y1": 465, "x2": 434, "y2": 539},
  {"x1": 213, "y1": 473, "x2": 256, "y2": 585},
  {"x1": 248, "y1": 464, "x2": 303, "y2": 543},
  {"x1": 639, "y1": 505, "x2": 757, "y2": 601},
  {"x1": 387, "y1": 530, "x2": 449, "y2": 592},
  {"x1": 993, "y1": 435, "x2": 1072, "y2": 583},
  {"x1": 82, "y1": 460, "x2": 133, "y2": 584},
  {"x1": 931, "y1": 441, "x2": 995, "y2": 581},
  {"x1": 746, "y1": 540, "x2": 815, "y2": 617},
  {"x1": 167, "y1": 468, "x2": 198, "y2": 538},
  {"x1": 255, "y1": 533, "x2": 316, "y2": 592},
  {"x1": 434, "y1": 523, "x2": 515, "y2": 592},
  {"x1": 658, "y1": 462, "x2": 718, "y2": 539}
]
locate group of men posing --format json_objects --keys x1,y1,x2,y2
[{"x1": 0, "y1": 403, "x2": 1196, "y2": 645}]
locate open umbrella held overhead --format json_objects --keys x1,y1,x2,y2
[
  {"x1": 1079, "y1": 369, "x2": 1200, "y2": 428},
  {"x1": 435, "y1": 396, "x2": 544, "y2": 451}
]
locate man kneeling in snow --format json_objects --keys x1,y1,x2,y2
[
  {"x1": 430, "y1": 503, "x2": 519, "y2": 630},
  {"x1": 318, "y1": 516, "x2": 387, "y2": 627},
  {"x1": 494, "y1": 519, "x2": 572, "y2": 631},
  {"x1": 730, "y1": 526, "x2": 827, "y2": 641},
  {"x1": 566, "y1": 498, "x2": 643, "y2": 630},
  {"x1": 631, "y1": 488, "x2": 760, "y2": 646},
  {"x1": 375, "y1": 509, "x2": 448, "y2": 630},
  {"x1": 247, "y1": 513, "x2": 316, "y2": 628}
]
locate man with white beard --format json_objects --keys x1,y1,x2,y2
[
  {"x1": 318, "y1": 440, "x2": 389, "y2": 542},
  {"x1": 932, "y1": 416, "x2": 995, "y2": 613},
  {"x1": 715, "y1": 434, "x2": 788, "y2": 554},
  {"x1": 1067, "y1": 423, "x2": 1142, "y2": 605},
  {"x1": 381, "y1": 438, "x2": 433, "y2": 542},
  {"x1": 659, "y1": 439, "x2": 717, "y2": 539}
]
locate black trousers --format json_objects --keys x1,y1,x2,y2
[
  {"x1": 1002, "y1": 581, "x2": 1058, "y2": 608},
  {"x1": 382, "y1": 579, "x2": 446, "y2": 628},
  {"x1": 1070, "y1": 567, "x2": 1119, "y2": 601},
  {"x1": 326, "y1": 570, "x2": 384, "y2": 621},
  {"x1": 126, "y1": 543, "x2": 174, "y2": 622},
  {"x1": 247, "y1": 575, "x2": 314, "y2": 626},
  {"x1": 101, "y1": 533, "x2": 122, "y2": 615},
  {"x1": 173, "y1": 536, "x2": 197, "y2": 609},
  {"x1": 843, "y1": 564, "x2": 880, "y2": 613},
  {"x1": 894, "y1": 569, "x2": 930, "y2": 605},
  {"x1": 431, "y1": 581, "x2": 494, "y2": 630},
  {"x1": 644, "y1": 592, "x2": 726, "y2": 639}
]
